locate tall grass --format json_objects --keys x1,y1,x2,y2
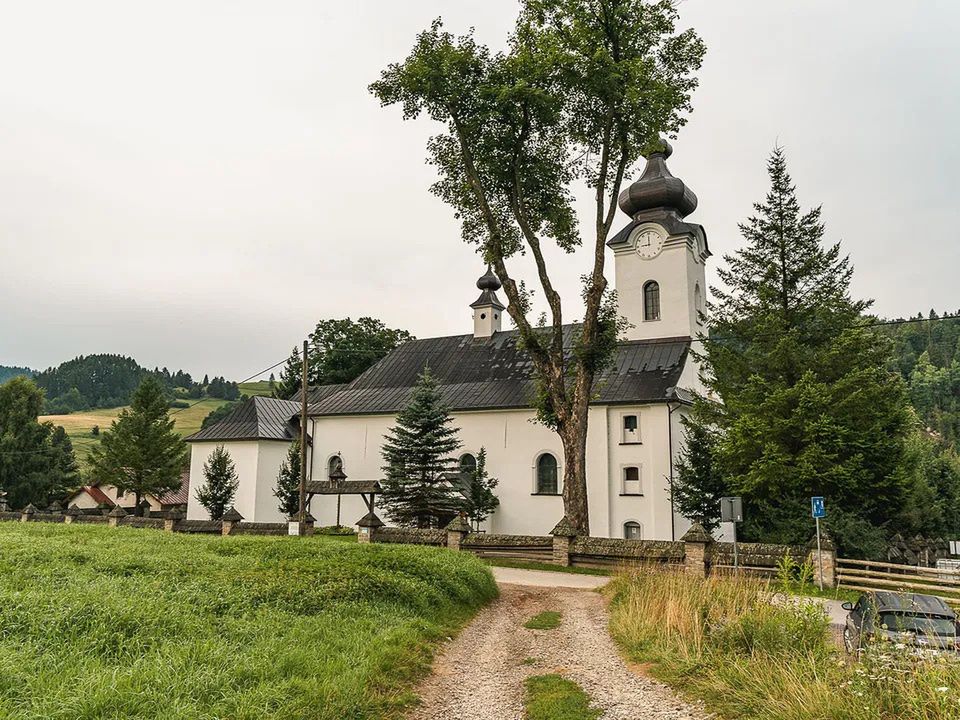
[
  {"x1": 608, "y1": 569, "x2": 960, "y2": 719},
  {"x1": 0, "y1": 523, "x2": 497, "y2": 720}
]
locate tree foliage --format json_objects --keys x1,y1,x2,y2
[
  {"x1": 691, "y1": 148, "x2": 911, "y2": 555},
  {"x1": 0, "y1": 377, "x2": 78, "y2": 508},
  {"x1": 371, "y1": 0, "x2": 705, "y2": 533},
  {"x1": 274, "y1": 441, "x2": 302, "y2": 517},
  {"x1": 88, "y1": 376, "x2": 188, "y2": 511},
  {"x1": 380, "y1": 369, "x2": 463, "y2": 527},
  {"x1": 672, "y1": 416, "x2": 726, "y2": 534},
  {"x1": 274, "y1": 318, "x2": 414, "y2": 399},
  {"x1": 195, "y1": 445, "x2": 238, "y2": 520},
  {"x1": 462, "y1": 447, "x2": 500, "y2": 530}
]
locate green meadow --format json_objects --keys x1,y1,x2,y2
[{"x1": 0, "y1": 523, "x2": 497, "y2": 720}]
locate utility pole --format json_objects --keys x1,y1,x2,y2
[{"x1": 298, "y1": 339, "x2": 308, "y2": 537}]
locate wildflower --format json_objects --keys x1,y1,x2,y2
[{"x1": 937, "y1": 687, "x2": 950, "y2": 693}]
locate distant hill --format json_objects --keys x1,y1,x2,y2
[
  {"x1": 33, "y1": 354, "x2": 240, "y2": 414},
  {"x1": 0, "y1": 366, "x2": 33, "y2": 384}
]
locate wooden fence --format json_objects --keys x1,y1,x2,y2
[{"x1": 837, "y1": 558, "x2": 960, "y2": 606}]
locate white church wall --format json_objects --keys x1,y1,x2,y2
[
  {"x1": 187, "y1": 440, "x2": 292, "y2": 522},
  {"x1": 307, "y1": 404, "x2": 679, "y2": 540}
]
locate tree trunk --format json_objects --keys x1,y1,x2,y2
[
  {"x1": 560, "y1": 403, "x2": 591, "y2": 536},
  {"x1": 134, "y1": 490, "x2": 142, "y2": 517}
]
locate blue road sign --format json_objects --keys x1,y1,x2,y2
[{"x1": 811, "y1": 496, "x2": 826, "y2": 519}]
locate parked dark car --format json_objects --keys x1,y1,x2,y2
[{"x1": 842, "y1": 590, "x2": 958, "y2": 654}]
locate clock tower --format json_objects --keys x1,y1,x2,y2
[{"x1": 607, "y1": 140, "x2": 709, "y2": 342}]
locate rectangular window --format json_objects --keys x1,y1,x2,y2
[
  {"x1": 622, "y1": 466, "x2": 642, "y2": 495},
  {"x1": 621, "y1": 414, "x2": 639, "y2": 444}
]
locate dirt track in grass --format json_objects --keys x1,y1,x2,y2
[{"x1": 407, "y1": 581, "x2": 710, "y2": 720}]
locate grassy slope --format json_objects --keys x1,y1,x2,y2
[
  {"x1": 0, "y1": 523, "x2": 497, "y2": 720},
  {"x1": 40, "y1": 398, "x2": 228, "y2": 468}
]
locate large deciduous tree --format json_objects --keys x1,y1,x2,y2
[
  {"x1": 371, "y1": 1, "x2": 704, "y2": 533},
  {"x1": 274, "y1": 318, "x2": 414, "y2": 399},
  {"x1": 692, "y1": 148, "x2": 911, "y2": 554},
  {"x1": 89, "y1": 376, "x2": 188, "y2": 512},
  {"x1": 380, "y1": 369, "x2": 463, "y2": 528}
]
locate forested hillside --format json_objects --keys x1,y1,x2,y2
[
  {"x1": 881, "y1": 311, "x2": 960, "y2": 450},
  {"x1": 32, "y1": 355, "x2": 239, "y2": 413},
  {"x1": 0, "y1": 366, "x2": 33, "y2": 384}
]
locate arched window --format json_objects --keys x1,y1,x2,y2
[
  {"x1": 327, "y1": 454, "x2": 343, "y2": 478},
  {"x1": 624, "y1": 521, "x2": 643, "y2": 540},
  {"x1": 535, "y1": 453, "x2": 559, "y2": 495},
  {"x1": 459, "y1": 453, "x2": 477, "y2": 476},
  {"x1": 643, "y1": 281, "x2": 660, "y2": 321},
  {"x1": 622, "y1": 466, "x2": 641, "y2": 495},
  {"x1": 622, "y1": 414, "x2": 639, "y2": 444}
]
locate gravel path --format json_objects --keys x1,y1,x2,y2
[{"x1": 408, "y1": 583, "x2": 709, "y2": 720}]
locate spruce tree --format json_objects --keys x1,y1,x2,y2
[
  {"x1": 462, "y1": 446, "x2": 499, "y2": 530},
  {"x1": 380, "y1": 368, "x2": 463, "y2": 527},
  {"x1": 694, "y1": 148, "x2": 910, "y2": 553},
  {"x1": 273, "y1": 440, "x2": 301, "y2": 516},
  {"x1": 195, "y1": 445, "x2": 238, "y2": 520},
  {"x1": 672, "y1": 416, "x2": 726, "y2": 534},
  {"x1": 273, "y1": 348, "x2": 303, "y2": 400},
  {"x1": 89, "y1": 376, "x2": 188, "y2": 512}
]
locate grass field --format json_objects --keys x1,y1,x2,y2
[
  {"x1": 40, "y1": 382, "x2": 276, "y2": 469},
  {"x1": 0, "y1": 523, "x2": 497, "y2": 720},
  {"x1": 40, "y1": 398, "x2": 230, "y2": 468},
  {"x1": 608, "y1": 569, "x2": 960, "y2": 720}
]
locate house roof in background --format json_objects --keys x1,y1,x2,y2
[
  {"x1": 157, "y1": 471, "x2": 190, "y2": 505},
  {"x1": 289, "y1": 384, "x2": 349, "y2": 405},
  {"x1": 307, "y1": 328, "x2": 690, "y2": 417},
  {"x1": 184, "y1": 396, "x2": 301, "y2": 442},
  {"x1": 80, "y1": 484, "x2": 114, "y2": 507}
]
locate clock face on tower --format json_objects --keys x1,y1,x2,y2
[{"x1": 633, "y1": 227, "x2": 664, "y2": 259}]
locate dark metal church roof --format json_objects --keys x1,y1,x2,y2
[
  {"x1": 185, "y1": 396, "x2": 302, "y2": 442},
  {"x1": 308, "y1": 328, "x2": 690, "y2": 417}
]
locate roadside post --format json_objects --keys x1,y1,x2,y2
[
  {"x1": 811, "y1": 496, "x2": 826, "y2": 590},
  {"x1": 720, "y1": 496, "x2": 743, "y2": 570}
]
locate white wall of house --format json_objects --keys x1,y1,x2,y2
[
  {"x1": 306, "y1": 403, "x2": 682, "y2": 540},
  {"x1": 68, "y1": 485, "x2": 163, "y2": 512},
  {"x1": 186, "y1": 440, "x2": 298, "y2": 522}
]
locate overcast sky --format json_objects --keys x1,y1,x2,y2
[{"x1": 2, "y1": 1, "x2": 958, "y2": 379}]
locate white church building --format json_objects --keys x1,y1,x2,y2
[{"x1": 185, "y1": 141, "x2": 710, "y2": 540}]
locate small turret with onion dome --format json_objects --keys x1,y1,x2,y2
[
  {"x1": 617, "y1": 138, "x2": 698, "y2": 221},
  {"x1": 470, "y1": 265, "x2": 505, "y2": 339}
]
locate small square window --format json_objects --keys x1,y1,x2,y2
[
  {"x1": 622, "y1": 415, "x2": 639, "y2": 443},
  {"x1": 622, "y1": 466, "x2": 641, "y2": 495}
]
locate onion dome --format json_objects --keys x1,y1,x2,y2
[
  {"x1": 476, "y1": 265, "x2": 502, "y2": 291},
  {"x1": 618, "y1": 139, "x2": 698, "y2": 220},
  {"x1": 470, "y1": 266, "x2": 504, "y2": 310}
]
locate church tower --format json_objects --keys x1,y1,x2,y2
[
  {"x1": 470, "y1": 266, "x2": 505, "y2": 338},
  {"x1": 607, "y1": 140, "x2": 709, "y2": 341}
]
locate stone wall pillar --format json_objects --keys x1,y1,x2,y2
[
  {"x1": 445, "y1": 514, "x2": 472, "y2": 551},
  {"x1": 20, "y1": 504, "x2": 37, "y2": 523},
  {"x1": 64, "y1": 504, "x2": 82, "y2": 525},
  {"x1": 164, "y1": 508, "x2": 184, "y2": 532},
  {"x1": 221, "y1": 507, "x2": 243, "y2": 536},
  {"x1": 550, "y1": 516, "x2": 577, "y2": 567},
  {"x1": 357, "y1": 512, "x2": 384, "y2": 544},
  {"x1": 107, "y1": 505, "x2": 127, "y2": 528},
  {"x1": 681, "y1": 523, "x2": 713, "y2": 578},
  {"x1": 807, "y1": 531, "x2": 836, "y2": 588}
]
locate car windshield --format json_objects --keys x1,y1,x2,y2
[{"x1": 878, "y1": 612, "x2": 956, "y2": 637}]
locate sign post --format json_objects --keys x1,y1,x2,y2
[
  {"x1": 811, "y1": 496, "x2": 826, "y2": 591},
  {"x1": 720, "y1": 496, "x2": 743, "y2": 570}
]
